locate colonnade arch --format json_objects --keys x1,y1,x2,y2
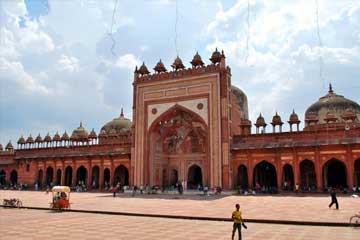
[
  {"x1": 46, "y1": 167, "x2": 54, "y2": 186},
  {"x1": 282, "y1": 164, "x2": 294, "y2": 189},
  {"x1": 103, "y1": 168, "x2": 110, "y2": 186},
  {"x1": 113, "y1": 165, "x2": 129, "y2": 186},
  {"x1": 323, "y1": 158, "x2": 347, "y2": 189},
  {"x1": 0, "y1": 170, "x2": 6, "y2": 185},
  {"x1": 76, "y1": 166, "x2": 87, "y2": 185},
  {"x1": 10, "y1": 170, "x2": 17, "y2": 185},
  {"x1": 355, "y1": 159, "x2": 360, "y2": 187},
  {"x1": 91, "y1": 166, "x2": 100, "y2": 188},
  {"x1": 55, "y1": 169, "x2": 61, "y2": 185},
  {"x1": 65, "y1": 166, "x2": 72, "y2": 186},
  {"x1": 253, "y1": 160, "x2": 277, "y2": 188},
  {"x1": 300, "y1": 160, "x2": 317, "y2": 189},
  {"x1": 236, "y1": 164, "x2": 248, "y2": 189}
]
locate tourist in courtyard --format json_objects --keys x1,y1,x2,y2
[
  {"x1": 231, "y1": 203, "x2": 247, "y2": 240},
  {"x1": 112, "y1": 186, "x2": 117, "y2": 198},
  {"x1": 329, "y1": 188, "x2": 339, "y2": 210}
]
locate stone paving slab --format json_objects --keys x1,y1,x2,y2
[
  {"x1": 1, "y1": 190, "x2": 359, "y2": 224},
  {"x1": 0, "y1": 208, "x2": 359, "y2": 240}
]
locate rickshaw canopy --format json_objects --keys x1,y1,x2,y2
[{"x1": 52, "y1": 186, "x2": 71, "y2": 193}]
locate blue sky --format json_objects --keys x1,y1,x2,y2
[{"x1": 1, "y1": 0, "x2": 360, "y2": 146}]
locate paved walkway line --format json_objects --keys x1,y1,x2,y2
[{"x1": 1, "y1": 205, "x2": 354, "y2": 227}]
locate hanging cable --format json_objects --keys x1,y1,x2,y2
[
  {"x1": 315, "y1": 0, "x2": 325, "y2": 90},
  {"x1": 245, "y1": 0, "x2": 250, "y2": 63},
  {"x1": 174, "y1": 0, "x2": 179, "y2": 56},
  {"x1": 109, "y1": 0, "x2": 119, "y2": 57}
]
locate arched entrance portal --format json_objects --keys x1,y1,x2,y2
[
  {"x1": 253, "y1": 161, "x2": 277, "y2": 190},
  {"x1": 236, "y1": 165, "x2": 248, "y2": 190},
  {"x1": 282, "y1": 164, "x2": 294, "y2": 190},
  {"x1": 355, "y1": 159, "x2": 360, "y2": 187},
  {"x1": 0, "y1": 170, "x2": 6, "y2": 185},
  {"x1": 113, "y1": 165, "x2": 129, "y2": 186},
  {"x1": 46, "y1": 167, "x2": 54, "y2": 186},
  {"x1": 91, "y1": 166, "x2": 100, "y2": 189},
  {"x1": 103, "y1": 168, "x2": 110, "y2": 187},
  {"x1": 10, "y1": 170, "x2": 17, "y2": 185},
  {"x1": 148, "y1": 105, "x2": 208, "y2": 187},
  {"x1": 76, "y1": 166, "x2": 87, "y2": 185},
  {"x1": 187, "y1": 165, "x2": 202, "y2": 189},
  {"x1": 170, "y1": 169, "x2": 178, "y2": 187},
  {"x1": 300, "y1": 160, "x2": 317, "y2": 189},
  {"x1": 323, "y1": 159, "x2": 347, "y2": 189},
  {"x1": 56, "y1": 169, "x2": 62, "y2": 185},
  {"x1": 65, "y1": 166, "x2": 72, "y2": 186}
]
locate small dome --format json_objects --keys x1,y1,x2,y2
[
  {"x1": 288, "y1": 110, "x2": 300, "y2": 124},
  {"x1": 255, "y1": 113, "x2": 267, "y2": 127},
  {"x1": 98, "y1": 129, "x2": 107, "y2": 138},
  {"x1": 209, "y1": 48, "x2": 224, "y2": 64},
  {"x1": 53, "y1": 132, "x2": 61, "y2": 142},
  {"x1": 305, "y1": 84, "x2": 360, "y2": 124},
  {"x1": 342, "y1": 108, "x2": 357, "y2": 121},
  {"x1": 89, "y1": 128, "x2": 97, "y2": 139},
  {"x1": 324, "y1": 109, "x2": 338, "y2": 122},
  {"x1": 44, "y1": 133, "x2": 52, "y2": 142},
  {"x1": 190, "y1": 52, "x2": 204, "y2": 68},
  {"x1": 154, "y1": 59, "x2": 167, "y2": 73},
  {"x1": 26, "y1": 134, "x2": 34, "y2": 144},
  {"x1": 35, "y1": 134, "x2": 43, "y2": 143},
  {"x1": 61, "y1": 131, "x2": 70, "y2": 141},
  {"x1": 101, "y1": 108, "x2": 132, "y2": 134},
  {"x1": 17, "y1": 136, "x2": 25, "y2": 144},
  {"x1": 271, "y1": 112, "x2": 283, "y2": 126},
  {"x1": 231, "y1": 85, "x2": 249, "y2": 120},
  {"x1": 171, "y1": 56, "x2": 185, "y2": 71},
  {"x1": 71, "y1": 122, "x2": 89, "y2": 141},
  {"x1": 137, "y1": 62, "x2": 150, "y2": 75},
  {"x1": 5, "y1": 141, "x2": 13, "y2": 150}
]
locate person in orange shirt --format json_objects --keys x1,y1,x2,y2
[{"x1": 231, "y1": 203, "x2": 247, "y2": 240}]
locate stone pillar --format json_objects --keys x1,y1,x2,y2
[
  {"x1": 315, "y1": 147, "x2": 322, "y2": 192},
  {"x1": 61, "y1": 159, "x2": 65, "y2": 186},
  {"x1": 347, "y1": 146, "x2": 354, "y2": 188},
  {"x1": 99, "y1": 158, "x2": 104, "y2": 190}
]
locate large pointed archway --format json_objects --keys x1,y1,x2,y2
[
  {"x1": 282, "y1": 164, "x2": 294, "y2": 190},
  {"x1": 300, "y1": 159, "x2": 317, "y2": 189},
  {"x1": 91, "y1": 166, "x2": 100, "y2": 189},
  {"x1": 147, "y1": 105, "x2": 209, "y2": 188},
  {"x1": 103, "y1": 168, "x2": 110, "y2": 187},
  {"x1": 55, "y1": 169, "x2": 62, "y2": 185},
  {"x1": 253, "y1": 160, "x2": 277, "y2": 189},
  {"x1": 323, "y1": 159, "x2": 347, "y2": 189},
  {"x1": 46, "y1": 167, "x2": 54, "y2": 186},
  {"x1": 113, "y1": 165, "x2": 129, "y2": 186},
  {"x1": 236, "y1": 165, "x2": 248, "y2": 190},
  {"x1": 10, "y1": 170, "x2": 17, "y2": 185},
  {"x1": 187, "y1": 164, "x2": 203, "y2": 189},
  {"x1": 76, "y1": 166, "x2": 87, "y2": 185}
]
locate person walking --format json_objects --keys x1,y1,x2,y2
[
  {"x1": 231, "y1": 203, "x2": 247, "y2": 240},
  {"x1": 329, "y1": 188, "x2": 339, "y2": 210}
]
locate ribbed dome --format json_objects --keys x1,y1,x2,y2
[
  {"x1": 26, "y1": 134, "x2": 35, "y2": 144},
  {"x1": 53, "y1": 132, "x2": 61, "y2": 142},
  {"x1": 231, "y1": 85, "x2": 249, "y2": 119},
  {"x1": 5, "y1": 141, "x2": 13, "y2": 150},
  {"x1": 17, "y1": 136, "x2": 25, "y2": 144},
  {"x1": 271, "y1": 112, "x2": 283, "y2": 126},
  {"x1": 255, "y1": 113, "x2": 267, "y2": 127},
  {"x1": 190, "y1": 52, "x2": 204, "y2": 68},
  {"x1": 44, "y1": 133, "x2": 52, "y2": 142},
  {"x1": 61, "y1": 131, "x2": 70, "y2": 141},
  {"x1": 305, "y1": 84, "x2": 360, "y2": 124},
  {"x1": 71, "y1": 122, "x2": 89, "y2": 141},
  {"x1": 288, "y1": 110, "x2": 300, "y2": 124},
  {"x1": 101, "y1": 109, "x2": 132, "y2": 134},
  {"x1": 35, "y1": 134, "x2": 43, "y2": 143}
]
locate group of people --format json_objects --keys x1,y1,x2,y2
[{"x1": 0, "y1": 183, "x2": 28, "y2": 190}]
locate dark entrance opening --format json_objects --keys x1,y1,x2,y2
[
  {"x1": 56, "y1": 169, "x2": 62, "y2": 185},
  {"x1": 38, "y1": 169, "x2": 43, "y2": 188},
  {"x1": 113, "y1": 165, "x2": 129, "y2": 186},
  {"x1": 65, "y1": 166, "x2": 73, "y2": 186},
  {"x1": 354, "y1": 159, "x2": 360, "y2": 187},
  {"x1": 91, "y1": 166, "x2": 100, "y2": 189},
  {"x1": 282, "y1": 164, "x2": 294, "y2": 190},
  {"x1": 253, "y1": 160, "x2": 277, "y2": 190},
  {"x1": 76, "y1": 166, "x2": 87, "y2": 185},
  {"x1": 323, "y1": 159, "x2": 347, "y2": 189},
  {"x1": 300, "y1": 159, "x2": 317, "y2": 190},
  {"x1": 187, "y1": 164, "x2": 202, "y2": 189},
  {"x1": 170, "y1": 169, "x2": 178, "y2": 187},
  {"x1": 0, "y1": 170, "x2": 6, "y2": 185},
  {"x1": 237, "y1": 165, "x2": 248, "y2": 190},
  {"x1": 46, "y1": 167, "x2": 54, "y2": 186},
  {"x1": 103, "y1": 168, "x2": 110, "y2": 187},
  {"x1": 10, "y1": 170, "x2": 17, "y2": 185}
]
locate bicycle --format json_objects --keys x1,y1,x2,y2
[
  {"x1": 3, "y1": 198, "x2": 22, "y2": 208},
  {"x1": 349, "y1": 212, "x2": 360, "y2": 227}
]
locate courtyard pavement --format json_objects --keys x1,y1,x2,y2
[
  {"x1": 0, "y1": 208, "x2": 359, "y2": 240},
  {"x1": 1, "y1": 190, "x2": 359, "y2": 224}
]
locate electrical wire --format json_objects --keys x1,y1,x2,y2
[
  {"x1": 109, "y1": 0, "x2": 119, "y2": 57},
  {"x1": 174, "y1": 0, "x2": 179, "y2": 56},
  {"x1": 315, "y1": 0, "x2": 325, "y2": 90}
]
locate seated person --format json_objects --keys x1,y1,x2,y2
[{"x1": 60, "y1": 192, "x2": 67, "y2": 199}]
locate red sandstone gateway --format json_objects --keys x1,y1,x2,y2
[{"x1": 50, "y1": 186, "x2": 71, "y2": 210}]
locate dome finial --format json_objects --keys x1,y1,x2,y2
[
  {"x1": 120, "y1": 108, "x2": 124, "y2": 117},
  {"x1": 80, "y1": 121, "x2": 83, "y2": 128},
  {"x1": 329, "y1": 83, "x2": 333, "y2": 93}
]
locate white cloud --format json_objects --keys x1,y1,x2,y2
[
  {"x1": 115, "y1": 54, "x2": 141, "y2": 70},
  {"x1": 57, "y1": 55, "x2": 80, "y2": 73}
]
